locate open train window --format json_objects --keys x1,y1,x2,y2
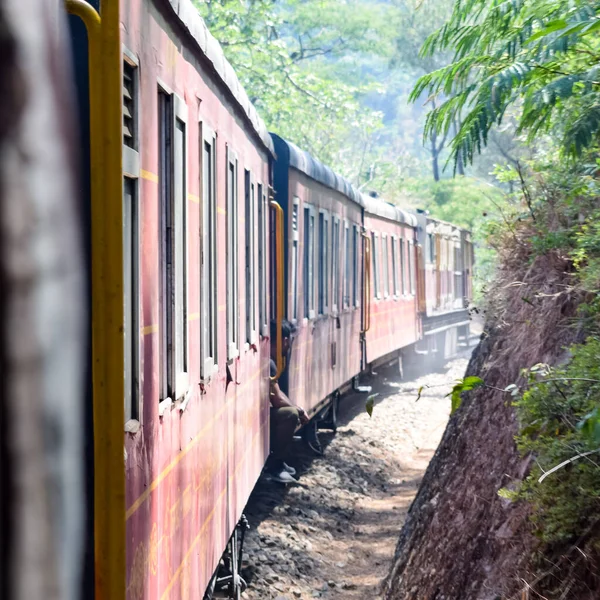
[
  {"x1": 343, "y1": 222, "x2": 350, "y2": 309},
  {"x1": 258, "y1": 184, "x2": 268, "y2": 335},
  {"x1": 291, "y1": 197, "x2": 300, "y2": 323},
  {"x1": 123, "y1": 177, "x2": 139, "y2": 422},
  {"x1": 318, "y1": 209, "x2": 329, "y2": 315},
  {"x1": 201, "y1": 124, "x2": 217, "y2": 379},
  {"x1": 382, "y1": 234, "x2": 389, "y2": 298},
  {"x1": 158, "y1": 90, "x2": 189, "y2": 401},
  {"x1": 372, "y1": 232, "x2": 381, "y2": 300},
  {"x1": 391, "y1": 236, "x2": 398, "y2": 298},
  {"x1": 123, "y1": 53, "x2": 140, "y2": 423},
  {"x1": 173, "y1": 97, "x2": 189, "y2": 397},
  {"x1": 352, "y1": 225, "x2": 359, "y2": 308},
  {"x1": 226, "y1": 147, "x2": 239, "y2": 360},
  {"x1": 303, "y1": 204, "x2": 315, "y2": 319},
  {"x1": 245, "y1": 170, "x2": 257, "y2": 345},
  {"x1": 428, "y1": 232, "x2": 436, "y2": 263},
  {"x1": 408, "y1": 239, "x2": 416, "y2": 295},
  {"x1": 399, "y1": 237, "x2": 406, "y2": 296},
  {"x1": 331, "y1": 216, "x2": 340, "y2": 313}
]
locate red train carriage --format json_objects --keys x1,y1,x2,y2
[
  {"x1": 271, "y1": 135, "x2": 365, "y2": 421},
  {"x1": 67, "y1": 0, "x2": 280, "y2": 598},
  {"x1": 414, "y1": 211, "x2": 474, "y2": 361},
  {"x1": 362, "y1": 196, "x2": 420, "y2": 370},
  {"x1": 120, "y1": 0, "x2": 276, "y2": 597}
]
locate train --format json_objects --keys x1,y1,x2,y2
[{"x1": 60, "y1": 0, "x2": 475, "y2": 599}]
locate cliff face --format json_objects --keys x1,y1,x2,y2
[{"x1": 383, "y1": 245, "x2": 582, "y2": 600}]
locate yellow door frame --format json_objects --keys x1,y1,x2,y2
[{"x1": 64, "y1": 1, "x2": 125, "y2": 598}]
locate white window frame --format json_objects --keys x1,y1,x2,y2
[
  {"x1": 226, "y1": 146, "x2": 240, "y2": 361},
  {"x1": 331, "y1": 215, "x2": 340, "y2": 314},
  {"x1": 244, "y1": 169, "x2": 257, "y2": 346},
  {"x1": 303, "y1": 204, "x2": 316, "y2": 319},
  {"x1": 173, "y1": 94, "x2": 189, "y2": 399},
  {"x1": 372, "y1": 232, "x2": 381, "y2": 300},
  {"x1": 123, "y1": 52, "x2": 140, "y2": 424},
  {"x1": 352, "y1": 224, "x2": 360, "y2": 309},
  {"x1": 317, "y1": 209, "x2": 330, "y2": 316},
  {"x1": 399, "y1": 236, "x2": 406, "y2": 296},
  {"x1": 382, "y1": 233, "x2": 390, "y2": 299},
  {"x1": 290, "y1": 197, "x2": 300, "y2": 323},
  {"x1": 408, "y1": 238, "x2": 416, "y2": 296},
  {"x1": 391, "y1": 235, "x2": 398, "y2": 298},
  {"x1": 258, "y1": 183, "x2": 268, "y2": 337},
  {"x1": 343, "y1": 221, "x2": 351, "y2": 310},
  {"x1": 200, "y1": 122, "x2": 218, "y2": 380}
]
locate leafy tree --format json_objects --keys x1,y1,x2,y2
[{"x1": 411, "y1": 0, "x2": 600, "y2": 169}]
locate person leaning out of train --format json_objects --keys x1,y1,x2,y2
[{"x1": 269, "y1": 319, "x2": 309, "y2": 483}]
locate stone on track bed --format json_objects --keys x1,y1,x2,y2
[{"x1": 239, "y1": 357, "x2": 469, "y2": 600}]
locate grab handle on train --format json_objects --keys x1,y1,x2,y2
[
  {"x1": 361, "y1": 233, "x2": 371, "y2": 334},
  {"x1": 270, "y1": 200, "x2": 285, "y2": 381}
]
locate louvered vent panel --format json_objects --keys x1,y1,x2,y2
[
  {"x1": 123, "y1": 62, "x2": 135, "y2": 148},
  {"x1": 292, "y1": 203, "x2": 299, "y2": 231}
]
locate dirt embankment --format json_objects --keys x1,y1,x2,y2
[
  {"x1": 240, "y1": 358, "x2": 469, "y2": 600},
  {"x1": 384, "y1": 247, "x2": 583, "y2": 600}
]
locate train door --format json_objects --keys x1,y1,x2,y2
[{"x1": 65, "y1": 1, "x2": 125, "y2": 598}]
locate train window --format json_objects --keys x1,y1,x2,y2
[
  {"x1": 124, "y1": 54, "x2": 140, "y2": 422},
  {"x1": 123, "y1": 61, "x2": 136, "y2": 149},
  {"x1": 408, "y1": 239, "x2": 416, "y2": 295},
  {"x1": 428, "y1": 232, "x2": 436, "y2": 263},
  {"x1": 123, "y1": 177, "x2": 139, "y2": 422},
  {"x1": 291, "y1": 198, "x2": 300, "y2": 322},
  {"x1": 303, "y1": 205, "x2": 315, "y2": 319},
  {"x1": 258, "y1": 184, "x2": 268, "y2": 335},
  {"x1": 391, "y1": 236, "x2": 398, "y2": 297},
  {"x1": 372, "y1": 232, "x2": 381, "y2": 299},
  {"x1": 158, "y1": 90, "x2": 173, "y2": 399},
  {"x1": 352, "y1": 225, "x2": 359, "y2": 308},
  {"x1": 158, "y1": 91, "x2": 188, "y2": 400},
  {"x1": 343, "y1": 222, "x2": 350, "y2": 309},
  {"x1": 454, "y1": 241, "x2": 465, "y2": 300},
  {"x1": 399, "y1": 237, "x2": 406, "y2": 295},
  {"x1": 173, "y1": 97, "x2": 189, "y2": 398},
  {"x1": 382, "y1": 234, "x2": 389, "y2": 298},
  {"x1": 244, "y1": 170, "x2": 257, "y2": 345},
  {"x1": 331, "y1": 217, "x2": 340, "y2": 313},
  {"x1": 318, "y1": 210, "x2": 329, "y2": 315},
  {"x1": 226, "y1": 148, "x2": 239, "y2": 360},
  {"x1": 201, "y1": 126, "x2": 217, "y2": 379}
]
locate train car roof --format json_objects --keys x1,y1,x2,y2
[
  {"x1": 161, "y1": 0, "x2": 275, "y2": 155},
  {"x1": 271, "y1": 134, "x2": 417, "y2": 227}
]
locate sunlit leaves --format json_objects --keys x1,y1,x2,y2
[{"x1": 411, "y1": 0, "x2": 600, "y2": 167}]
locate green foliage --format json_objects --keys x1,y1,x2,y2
[
  {"x1": 410, "y1": 0, "x2": 600, "y2": 168},
  {"x1": 195, "y1": 0, "x2": 397, "y2": 181},
  {"x1": 365, "y1": 393, "x2": 378, "y2": 418},
  {"x1": 512, "y1": 339, "x2": 600, "y2": 544},
  {"x1": 447, "y1": 376, "x2": 484, "y2": 414}
]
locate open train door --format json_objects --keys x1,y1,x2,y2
[{"x1": 65, "y1": 1, "x2": 126, "y2": 598}]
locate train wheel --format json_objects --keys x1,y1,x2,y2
[{"x1": 318, "y1": 393, "x2": 339, "y2": 433}]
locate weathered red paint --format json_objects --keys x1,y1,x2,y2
[
  {"x1": 121, "y1": 1, "x2": 271, "y2": 597},
  {"x1": 285, "y1": 170, "x2": 364, "y2": 412},
  {"x1": 363, "y1": 213, "x2": 419, "y2": 365}
]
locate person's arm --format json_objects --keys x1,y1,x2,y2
[{"x1": 270, "y1": 381, "x2": 310, "y2": 424}]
